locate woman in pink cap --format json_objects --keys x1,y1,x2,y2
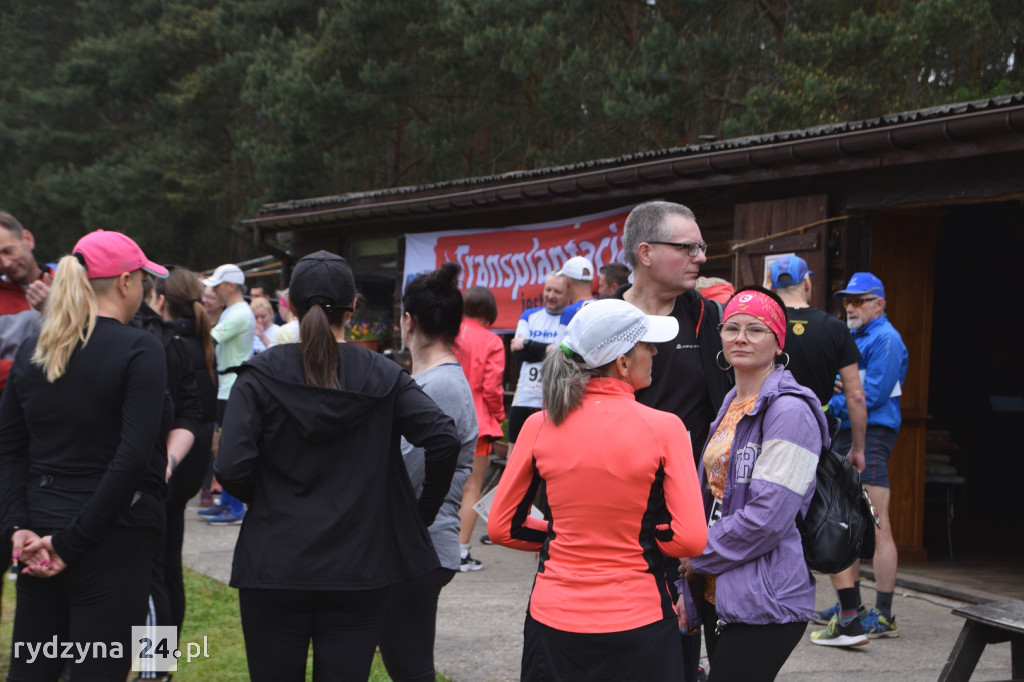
[
  {"x1": 0, "y1": 230, "x2": 170, "y2": 679},
  {"x1": 678, "y1": 286, "x2": 829, "y2": 681}
]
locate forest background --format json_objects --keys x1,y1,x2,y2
[{"x1": 0, "y1": 0, "x2": 1020, "y2": 268}]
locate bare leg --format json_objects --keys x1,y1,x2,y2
[
  {"x1": 864, "y1": 484, "x2": 897, "y2": 592},
  {"x1": 828, "y1": 562, "x2": 859, "y2": 592},
  {"x1": 459, "y1": 455, "x2": 490, "y2": 545}
]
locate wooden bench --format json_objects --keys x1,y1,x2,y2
[{"x1": 939, "y1": 600, "x2": 1024, "y2": 681}]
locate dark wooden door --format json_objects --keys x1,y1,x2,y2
[
  {"x1": 869, "y1": 211, "x2": 938, "y2": 562},
  {"x1": 732, "y1": 195, "x2": 829, "y2": 309}
]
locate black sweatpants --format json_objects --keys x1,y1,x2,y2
[
  {"x1": 378, "y1": 567, "x2": 455, "y2": 682},
  {"x1": 701, "y1": 601, "x2": 806, "y2": 682},
  {"x1": 8, "y1": 526, "x2": 158, "y2": 681},
  {"x1": 239, "y1": 587, "x2": 390, "y2": 682},
  {"x1": 522, "y1": 612, "x2": 683, "y2": 681}
]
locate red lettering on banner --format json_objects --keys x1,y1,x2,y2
[{"x1": 408, "y1": 206, "x2": 633, "y2": 330}]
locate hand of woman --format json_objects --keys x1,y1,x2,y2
[
  {"x1": 676, "y1": 594, "x2": 690, "y2": 633},
  {"x1": 12, "y1": 528, "x2": 44, "y2": 570},
  {"x1": 13, "y1": 529, "x2": 51, "y2": 575},
  {"x1": 19, "y1": 534, "x2": 66, "y2": 578},
  {"x1": 678, "y1": 557, "x2": 697, "y2": 582}
]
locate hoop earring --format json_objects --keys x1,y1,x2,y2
[
  {"x1": 777, "y1": 352, "x2": 790, "y2": 368},
  {"x1": 716, "y1": 350, "x2": 732, "y2": 371}
]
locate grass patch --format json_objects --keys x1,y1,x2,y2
[{"x1": 0, "y1": 567, "x2": 451, "y2": 681}]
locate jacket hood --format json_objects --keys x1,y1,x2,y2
[{"x1": 235, "y1": 343, "x2": 405, "y2": 443}]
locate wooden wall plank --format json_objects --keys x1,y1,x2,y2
[{"x1": 868, "y1": 211, "x2": 938, "y2": 560}]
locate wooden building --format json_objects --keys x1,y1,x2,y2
[{"x1": 244, "y1": 94, "x2": 1024, "y2": 563}]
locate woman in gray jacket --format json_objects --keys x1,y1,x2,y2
[{"x1": 378, "y1": 261, "x2": 478, "y2": 681}]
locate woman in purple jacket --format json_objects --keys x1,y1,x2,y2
[{"x1": 679, "y1": 286, "x2": 828, "y2": 682}]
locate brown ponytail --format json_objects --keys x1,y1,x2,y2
[
  {"x1": 159, "y1": 268, "x2": 216, "y2": 381},
  {"x1": 299, "y1": 305, "x2": 340, "y2": 389}
]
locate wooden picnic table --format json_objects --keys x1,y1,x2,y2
[{"x1": 938, "y1": 600, "x2": 1024, "y2": 681}]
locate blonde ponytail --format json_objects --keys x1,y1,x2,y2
[{"x1": 32, "y1": 255, "x2": 98, "y2": 382}]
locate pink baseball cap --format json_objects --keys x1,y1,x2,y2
[{"x1": 72, "y1": 230, "x2": 168, "y2": 280}]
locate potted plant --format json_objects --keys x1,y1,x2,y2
[{"x1": 345, "y1": 309, "x2": 392, "y2": 352}]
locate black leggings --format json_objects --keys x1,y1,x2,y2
[
  {"x1": 702, "y1": 601, "x2": 806, "y2": 682},
  {"x1": 522, "y1": 613, "x2": 683, "y2": 681},
  {"x1": 239, "y1": 587, "x2": 390, "y2": 682},
  {"x1": 8, "y1": 526, "x2": 158, "y2": 682},
  {"x1": 378, "y1": 567, "x2": 455, "y2": 681}
]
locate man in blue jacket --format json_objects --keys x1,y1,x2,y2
[{"x1": 811, "y1": 272, "x2": 908, "y2": 646}]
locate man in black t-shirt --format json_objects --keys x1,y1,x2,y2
[
  {"x1": 616, "y1": 201, "x2": 732, "y2": 682},
  {"x1": 769, "y1": 254, "x2": 867, "y2": 470},
  {"x1": 617, "y1": 202, "x2": 731, "y2": 455}
]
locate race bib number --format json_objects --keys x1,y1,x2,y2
[{"x1": 708, "y1": 497, "x2": 723, "y2": 529}]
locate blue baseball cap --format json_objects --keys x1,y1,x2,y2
[
  {"x1": 769, "y1": 255, "x2": 812, "y2": 289},
  {"x1": 835, "y1": 272, "x2": 885, "y2": 298}
]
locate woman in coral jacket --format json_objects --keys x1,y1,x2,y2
[{"x1": 488, "y1": 299, "x2": 707, "y2": 681}]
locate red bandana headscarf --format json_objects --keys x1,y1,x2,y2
[{"x1": 723, "y1": 290, "x2": 786, "y2": 349}]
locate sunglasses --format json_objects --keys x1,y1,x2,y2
[{"x1": 843, "y1": 296, "x2": 879, "y2": 307}]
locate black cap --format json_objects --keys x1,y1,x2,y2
[{"x1": 289, "y1": 251, "x2": 356, "y2": 314}]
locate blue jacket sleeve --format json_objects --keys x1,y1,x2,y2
[{"x1": 859, "y1": 332, "x2": 904, "y2": 412}]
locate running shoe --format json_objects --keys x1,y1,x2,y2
[
  {"x1": 197, "y1": 504, "x2": 224, "y2": 517},
  {"x1": 459, "y1": 553, "x2": 483, "y2": 572},
  {"x1": 205, "y1": 510, "x2": 245, "y2": 526},
  {"x1": 479, "y1": 534, "x2": 493, "y2": 545},
  {"x1": 813, "y1": 602, "x2": 868, "y2": 625},
  {"x1": 861, "y1": 607, "x2": 899, "y2": 638},
  {"x1": 810, "y1": 614, "x2": 869, "y2": 647}
]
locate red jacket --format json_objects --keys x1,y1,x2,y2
[
  {"x1": 0, "y1": 279, "x2": 39, "y2": 392},
  {"x1": 453, "y1": 318, "x2": 505, "y2": 440}
]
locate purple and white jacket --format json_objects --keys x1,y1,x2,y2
[{"x1": 686, "y1": 366, "x2": 829, "y2": 625}]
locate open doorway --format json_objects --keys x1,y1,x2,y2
[{"x1": 925, "y1": 200, "x2": 1024, "y2": 562}]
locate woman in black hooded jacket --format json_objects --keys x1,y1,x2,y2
[{"x1": 215, "y1": 251, "x2": 460, "y2": 682}]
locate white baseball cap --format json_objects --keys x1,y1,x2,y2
[
  {"x1": 203, "y1": 263, "x2": 245, "y2": 287},
  {"x1": 560, "y1": 299, "x2": 678, "y2": 369},
  {"x1": 557, "y1": 256, "x2": 595, "y2": 282}
]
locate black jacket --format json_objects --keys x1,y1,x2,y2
[
  {"x1": 0, "y1": 319, "x2": 167, "y2": 564},
  {"x1": 131, "y1": 303, "x2": 201, "y2": 435},
  {"x1": 215, "y1": 342, "x2": 461, "y2": 590}
]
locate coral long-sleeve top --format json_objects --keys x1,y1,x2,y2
[{"x1": 487, "y1": 377, "x2": 707, "y2": 633}]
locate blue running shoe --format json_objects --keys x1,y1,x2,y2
[
  {"x1": 205, "y1": 510, "x2": 245, "y2": 526},
  {"x1": 811, "y1": 602, "x2": 840, "y2": 625},
  {"x1": 197, "y1": 504, "x2": 224, "y2": 517},
  {"x1": 861, "y1": 607, "x2": 899, "y2": 638}
]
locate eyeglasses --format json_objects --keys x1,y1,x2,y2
[
  {"x1": 647, "y1": 241, "x2": 708, "y2": 257},
  {"x1": 718, "y1": 323, "x2": 772, "y2": 343},
  {"x1": 843, "y1": 296, "x2": 879, "y2": 307}
]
